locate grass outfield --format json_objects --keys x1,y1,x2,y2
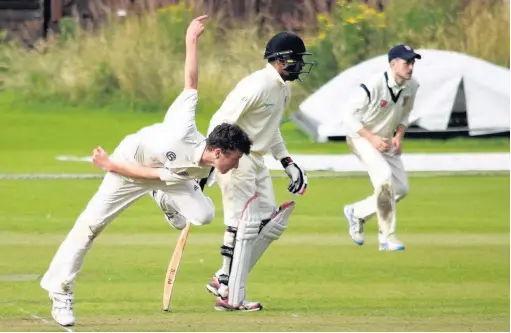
[
  {"x1": 0, "y1": 104, "x2": 509, "y2": 174},
  {"x1": 0, "y1": 175, "x2": 508, "y2": 331}
]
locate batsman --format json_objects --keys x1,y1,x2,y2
[{"x1": 210, "y1": 31, "x2": 313, "y2": 311}]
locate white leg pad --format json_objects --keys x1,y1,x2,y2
[
  {"x1": 228, "y1": 196, "x2": 261, "y2": 307},
  {"x1": 249, "y1": 201, "x2": 295, "y2": 272}
]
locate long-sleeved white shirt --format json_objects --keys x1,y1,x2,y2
[
  {"x1": 342, "y1": 70, "x2": 420, "y2": 139},
  {"x1": 110, "y1": 89, "x2": 212, "y2": 185},
  {"x1": 207, "y1": 63, "x2": 291, "y2": 160}
]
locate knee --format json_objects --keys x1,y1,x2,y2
[
  {"x1": 259, "y1": 205, "x2": 276, "y2": 221},
  {"x1": 188, "y1": 198, "x2": 215, "y2": 226},
  {"x1": 375, "y1": 182, "x2": 393, "y2": 219},
  {"x1": 395, "y1": 182, "x2": 410, "y2": 201},
  {"x1": 74, "y1": 212, "x2": 107, "y2": 243},
  {"x1": 190, "y1": 207, "x2": 214, "y2": 226}
]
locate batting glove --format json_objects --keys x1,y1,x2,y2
[{"x1": 281, "y1": 157, "x2": 307, "y2": 196}]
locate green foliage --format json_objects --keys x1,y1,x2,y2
[
  {"x1": 304, "y1": 0, "x2": 509, "y2": 93},
  {"x1": 0, "y1": 0, "x2": 508, "y2": 114}
]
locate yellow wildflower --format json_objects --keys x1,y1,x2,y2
[
  {"x1": 157, "y1": 5, "x2": 171, "y2": 13},
  {"x1": 317, "y1": 13, "x2": 328, "y2": 25},
  {"x1": 347, "y1": 17, "x2": 357, "y2": 24},
  {"x1": 364, "y1": 7, "x2": 377, "y2": 17}
]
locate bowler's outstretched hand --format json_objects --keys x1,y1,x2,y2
[{"x1": 186, "y1": 15, "x2": 208, "y2": 41}]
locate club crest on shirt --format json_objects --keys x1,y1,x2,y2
[
  {"x1": 402, "y1": 96, "x2": 410, "y2": 107},
  {"x1": 380, "y1": 99, "x2": 388, "y2": 108},
  {"x1": 166, "y1": 151, "x2": 176, "y2": 162}
]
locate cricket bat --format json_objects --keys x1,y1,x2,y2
[{"x1": 162, "y1": 222, "x2": 191, "y2": 311}]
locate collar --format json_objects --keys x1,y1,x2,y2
[
  {"x1": 191, "y1": 139, "x2": 207, "y2": 165},
  {"x1": 265, "y1": 63, "x2": 286, "y2": 86},
  {"x1": 386, "y1": 69, "x2": 407, "y2": 89}
]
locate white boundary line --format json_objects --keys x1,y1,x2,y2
[
  {"x1": 56, "y1": 152, "x2": 511, "y2": 172},
  {"x1": 18, "y1": 307, "x2": 73, "y2": 332}
]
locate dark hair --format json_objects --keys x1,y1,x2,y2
[{"x1": 206, "y1": 123, "x2": 252, "y2": 155}]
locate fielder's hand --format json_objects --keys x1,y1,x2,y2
[
  {"x1": 370, "y1": 135, "x2": 391, "y2": 153},
  {"x1": 91, "y1": 146, "x2": 112, "y2": 171},
  {"x1": 281, "y1": 157, "x2": 307, "y2": 196},
  {"x1": 391, "y1": 136, "x2": 402, "y2": 155}
]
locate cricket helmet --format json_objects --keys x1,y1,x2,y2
[{"x1": 263, "y1": 32, "x2": 314, "y2": 81}]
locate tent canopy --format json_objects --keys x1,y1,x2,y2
[{"x1": 295, "y1": 49, "x2": 510, "y2": 142}]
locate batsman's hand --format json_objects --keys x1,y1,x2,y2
[
  {"x1": 186, "y1": 15, "x2": 208, "y2": 42},
  {"x1": 91, "y1": 146, "x2": 112, "y2": 171},
  {"x1": 281, "y1": 157, "x2": 307, "y2": 196}
]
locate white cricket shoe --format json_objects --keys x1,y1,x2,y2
[
  {"x1": 151, "y1": 190, "x2": 186, "y2": 230},
  {"x1": 215, "y1": 297, "x2": 263, "y2": 312},
  {"x1": 379, "y1": 233, "x2": 405, "y2": 251},
  {"x1": 49, "y1": 292, "x2": 75, "y2": 327},
  {"x1": 206, "y1": 274, "x2": 229, "y2": 298},
  {"x1": 343, "y1": 205, "x2": 365, "y2": 245}
]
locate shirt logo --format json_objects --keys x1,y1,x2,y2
[
  {"x1": 166, "y1": 151, "x2": 176, "y2": 161},
  {"x1": 380, "y1": 99, "x2": 388, "y2": 108},
  {"x1": 402, "y1": 96, "x2": 410, "y2": 107},
  {"x1": 264, "y1": 103, "x2": 276, "y2": 108}
]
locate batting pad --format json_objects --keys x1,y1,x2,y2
[
  {"x1": 228, "y1": 195, "x2": 261, "y2": 307},
  {"x1": 249, "y1": 201, "x2": 295, "y2": 272}
]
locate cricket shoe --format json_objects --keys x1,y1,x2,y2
[
  {"x1": 206, "y1": 274, "x2": 229, "y2": 298},
  {"x1": 49, "y1": 292, "x2": 75, "y2": 327},
  {"x1": 151, "y1": 190, "x2": 186, "y2": 230},
  {"x1": 343, "y1": 205, "x2": 365, "y2": 245},
  {"x1": 379, "y1": 235, "x2": 405, "y2": 251},
  {"x1": 214, "y1": 297, "x2": 263, "y2": 312}
]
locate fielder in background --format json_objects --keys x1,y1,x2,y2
[
  {"x1": 40, "y1": 15, "x2": 252, "y2": 327},
  {"x1": 341, "y1": 44, "x2": 421, "y2": 251},
  {"x1": 210, "y1": 31, "x2": 313, "y2": 311}
]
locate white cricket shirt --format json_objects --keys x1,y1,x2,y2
[
  {"x1": 207, "y1": 63, "x2": 291, "y2": 160},
  {"x1": 342, "y1": 69, "x2": 420, "y2": 139},
  {"x1": 111, "y1": 89, "x2": 212, "y2": 185}
]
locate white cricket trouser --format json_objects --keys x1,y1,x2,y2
[
  {"x1": 40, "y1": 173, "x2": 214, "y2": 294},
  {"x1": 216, "y1": 153, "x2": 276, "y2": 228},
  {"x1": 347, "y1": 136, "x2": 410, "y2": 233}
]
